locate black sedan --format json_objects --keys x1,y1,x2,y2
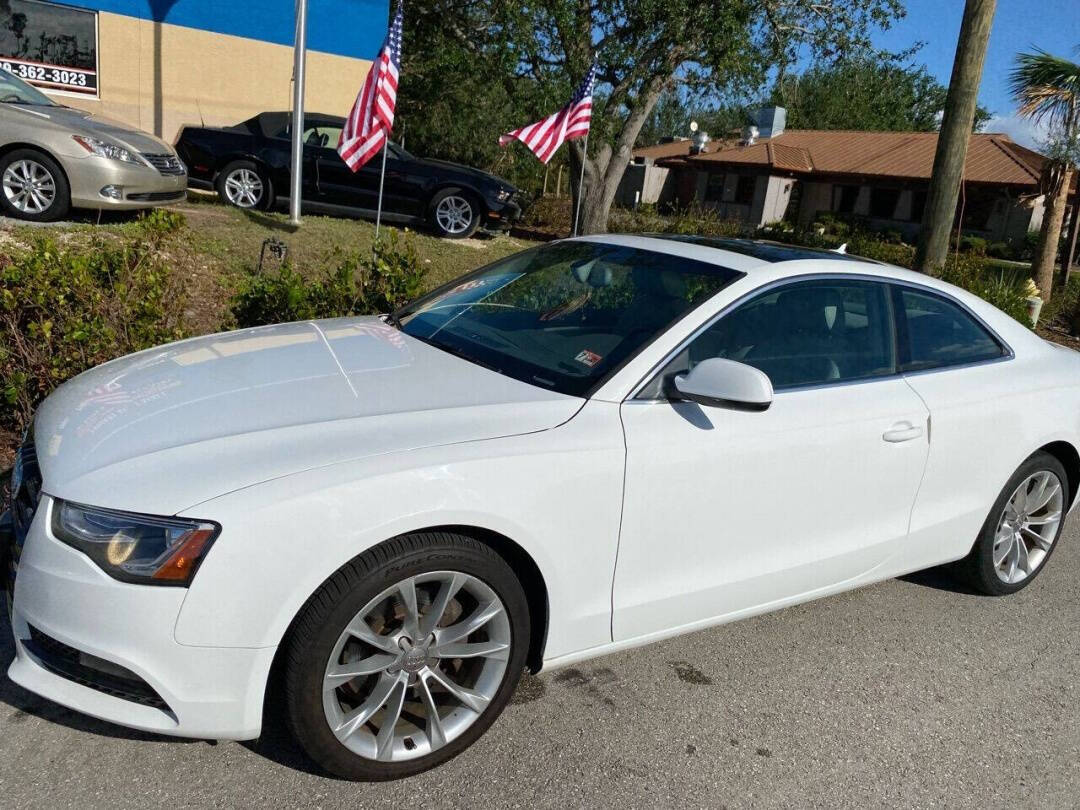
[{"x1": 176, "y1": 112, "x2": 526, "y2": 238}]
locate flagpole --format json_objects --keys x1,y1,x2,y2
[
  {"x1": 374, "y1": 140, "x2": 389, "y2": 243},
  {"x1": 288, "y1": 0, "x2": 309, "y2": 226},
  {"x1": 572, "y1": 129, "x2": 589, "y2": 237}
]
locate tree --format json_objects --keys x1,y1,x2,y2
[
  {"x1": 406, "y1": 0, "x2": 905, "y2": 234},
  {"x1": 1009, "y1": 48, "x2": 1080, "y2": 304},
  {"x1": 772, "y1": 57, "x2": 991, "y2": 132},
  {"x1": 914, "y1": 0, "x2": 996, "y2": 274}
]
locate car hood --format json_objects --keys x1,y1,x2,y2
[
  {"x1": 37, "y1": 105, "x2": 173, "y2": 153},
  {"x1": 33, "y1": 317, "x2": 581, "y2": 515},
  {"x1": 411, "y1": 156, "x2": 517, "y2": 192}
]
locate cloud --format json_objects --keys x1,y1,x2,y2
[{"x1": 983, "y1": 114, "x2": 1050, "y2": 150}]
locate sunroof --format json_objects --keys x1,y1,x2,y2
[{"x1": 645, "y1": 234, "x2": 874, "y2": 264}]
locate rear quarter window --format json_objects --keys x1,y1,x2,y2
[{"x1": 894, "y1": 286, "x2": 1007, "y2": 371}]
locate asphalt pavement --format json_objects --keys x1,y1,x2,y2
[{"x1": 1, "y1": 517, "x2": 1079, "y2": 809}]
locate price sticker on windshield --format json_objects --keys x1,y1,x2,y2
[{"x1": 574, "y1": 349, "x2": 603, "y2": 368}]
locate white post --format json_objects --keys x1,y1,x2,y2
[
  {"x1": 288, "y1": 0, "x2": 309, "y2": 226},
  {"x1": 374, "y1": 143, "x2": 389, "y2": 242},
  {"x1": 572, "y1": 130, "x2": 590, "y2": 237}
]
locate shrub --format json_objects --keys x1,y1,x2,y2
[
  {"x1": 230, "y1": 230, "x2": 425, "y2": 328},
  {"x1": 938, "y1": 253, "x2": 1031, "y2": 326},
  {"x1": 1, "y1": 232, "x2": 188, "y2": 432},
  {"x1": 986, "y1": 242, "x2": 1010, "y2": 260},
  {"x1": 957, "y1": 235, "x2": 988, "y2": 255}
]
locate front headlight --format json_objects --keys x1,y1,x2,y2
[
  {"x1": 495, "y1": 189, "x2": 513, "y2": 203},
  {"x1": 51, "y1": 500, "x2": 219, "y2": 586},
  {"x1": 72, "y1": 135, "x2": 145, "y2": 166}
]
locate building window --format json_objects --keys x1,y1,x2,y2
[
  {"x1": 0, "y1": 0, "x2": 98, "y2": 97},
  {"x1": 734, "y1": 175, "x2": 756, "y2": 206},
  {"x1": 832, "y1": 184, "x2": 860, "y2": 215},
  {"x1": 704, "y1": 172, "x2": 725, "y2": 203},
  {"x1": 869, "y1": 188, "x2": 901, "y2": 219}
]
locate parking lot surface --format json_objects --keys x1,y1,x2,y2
[{"x1": 1, "y1": 517, "x2": 1078, "y2": 809}]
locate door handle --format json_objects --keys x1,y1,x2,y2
[{"x1": 883, "y1": 422, "x2": 924, "y2": 443}]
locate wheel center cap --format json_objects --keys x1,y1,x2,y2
[{"x1": 401, "y1": 646, "x2": 428, "y2": 673}]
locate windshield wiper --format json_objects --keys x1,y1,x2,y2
[{"x1": 384, "y1": 311, "x2": 403, "y2": 330}]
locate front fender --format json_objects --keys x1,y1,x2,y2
[{"x1": 173, "y1": 399, "x2": 625, "y2": 663}]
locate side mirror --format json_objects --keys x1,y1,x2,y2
[{"x1": 672, "y1": 358, "x2": 773, "y2": 411}]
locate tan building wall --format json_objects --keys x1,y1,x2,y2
[{"x1": 61, "y1": 12, "x2": 371, "y2": 144}]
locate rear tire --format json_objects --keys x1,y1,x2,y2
[
  {"x1": 0, "y1": 148, "x2": 70, "y2": 222},
  {"x1": 955, "y1": 451, "x2": 1069, "y2": 595},
  {"x1": 215, "y1": 160, "x2": 273, "y2": 211},
  {"x1": 284, "y1": 531, "x2": 530, "y2": 780}
]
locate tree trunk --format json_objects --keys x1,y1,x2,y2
[
  {"x1": 913, "y1": 0, "x2": 997, "y2": 274},
  {"x1": 1033, "y1": 165, "x2": 1074, "y2": 304}
]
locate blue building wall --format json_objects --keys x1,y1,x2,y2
[{"x1": 60, "y1": 0, "x2": 389, "y2": 59}]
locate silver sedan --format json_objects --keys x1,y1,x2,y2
[{"x1": 0, "y1": 69, "x2": 186, "y2": 222}]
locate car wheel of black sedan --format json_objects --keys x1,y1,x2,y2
[
  {"x1": 429, "y1": 188, "x2": 480, "y2": 239},
  {"x1": 216, "y1": 160, "x2": 273, "y2": 211}
]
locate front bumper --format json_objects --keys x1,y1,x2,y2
[
  {"x1": 64, "y1": 156, "x2": 188, "y2": 211},
  {"x1": 5, "y1": 496, "x2": 274, "y2": 740},
  {"x1": 482, "y1": 195, "x2": 526, "y2": 232}
]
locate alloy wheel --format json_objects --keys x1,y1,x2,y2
[
  {"x1": 3, "y1": 159, "x2": 56, "y2": 215},
  {"x1": 322, "y1": 570, "x2": 511, "y2": 762},
  {"x1": 224, "y1": 168, "x2": 263, "y2": 208},
  {"x1": 992, "y1": 470, "x2": 1064, "y2": 584},
  {"x1": 435, "y1": 195, "x2": 474, "y2": 235}
]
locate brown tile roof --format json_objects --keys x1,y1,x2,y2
[{"x1": 653, "y1": 130, "x2": 1046, "y2": 186}]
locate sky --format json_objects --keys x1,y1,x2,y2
[{"x1": 873, "y1": 0, "x2": 1080, "y2": 148}]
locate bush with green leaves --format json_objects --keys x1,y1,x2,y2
[
  {"x1": 230, "y1": 230, "x2": 425, "y2": 328},
  {"x1": 1, "y1": 228, "x2": 188, "y2": 433},
  {"x1": 938, "y1": 253, "x2": 1032, "y2": 326}
]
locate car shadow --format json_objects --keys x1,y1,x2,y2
[
  {"x1": 898, "y1": 566, "x2": 983, "y2": 595},
  {"x1": 241, "y1": 208, "x2": 300, "y2": 234}
]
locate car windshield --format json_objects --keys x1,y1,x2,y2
[
  {"x1": 0, "y1": 69, "x2": 57, "y2": 106},
  {"x1": 397, "y1": 241, "x2": 743, "y2": 397}
]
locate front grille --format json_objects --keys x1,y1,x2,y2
[
  {"x1": 25, "y1": 625, "x2": 171, "y2": 711},
  {"x1": 140, "y1": 153, "x2": 186, "y2": 176},
  {"x1": 126, "y1": 191, "x2": 186, "y2": 202}
]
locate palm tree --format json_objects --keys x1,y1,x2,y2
[{"x1": 1009, "y1": 48, "x2": 1080, "y2": 304}]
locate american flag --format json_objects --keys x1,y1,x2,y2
[
  {"x1": 499, "y1": 63, "x2": 597, "y2": 164},
  {"x1": 338, "y1": 2, "x2": 404, "y2": 171}
]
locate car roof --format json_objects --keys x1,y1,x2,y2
[{"x1": 642, "y1": 234, "x2": 875, "y2": 264}]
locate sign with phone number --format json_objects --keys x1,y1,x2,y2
[{"x1": 1, "y1": 58, "x2": 98, "y2": 96}]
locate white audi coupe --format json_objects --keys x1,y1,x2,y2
[{"x1": 4, "y1": 235, "x2": 1079, "y2": 780}]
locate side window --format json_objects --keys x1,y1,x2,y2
[
  {"x1": 894, "y1": 287, "x2": 1006, "y2": 370},
  {"x1": 675, "y1": 279, "x2": 896, "y2": 391}
]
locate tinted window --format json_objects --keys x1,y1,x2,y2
[
  {"x1": 672, "y1": 280, "x2": 896, "y2": 390},
  {"x1": 398, "y1": 243, "x2": 743, "y2": 397},
  {"x1": 895, "y1": 287, "x2": 1005, "y2": 370}
]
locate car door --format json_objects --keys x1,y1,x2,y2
[
  {"x1": 612, "y1": 277, "x2": 930, "y2": 641},
  {"x1": 889, "y1": 283, "x2": 1019, "y2": 568},
  {"x1": 304, "y1": 119, "x2": 374, "y2": 209}
]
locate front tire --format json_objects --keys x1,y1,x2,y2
[
  {"x1": 0, "y1": 148, "x2": 70, "y2": 222},
  {"x1": 956, "y1": 451, "x2": 1069, "y2": 595},
  {"x1": 284, "y1": 531, "x2": 530, "y2": 780},
  {"x1": 429, "y1": 188, "x2": 481, "y2": 238}
]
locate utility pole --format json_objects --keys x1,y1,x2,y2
[{"x1": 914, "y1": 0, "x2": 997, "y2": 274}]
